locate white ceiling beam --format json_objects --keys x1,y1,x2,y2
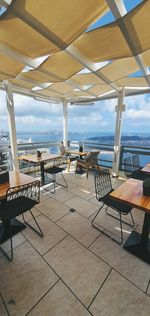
[
  {"x1": 66, "y1": 46, "x2": 119, "y2": 92},
  {"x1": 106, "y1": 0, "x2": 150, "y2": 87},
  {"x1": 0, "y1": 43, "x2": 40, "y2": 68}
]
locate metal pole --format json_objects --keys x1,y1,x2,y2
[
  {"x1": 5, "y1": 81, "x2": 19, "y2": 171},
  {"x1": 112, "y1": 88, "x2": 125, "y2": 177},
  {"x1": 62, "y1": 99, "x2": 68, "y2": 148}
]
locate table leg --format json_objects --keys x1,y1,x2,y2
[
  {"x1": 40, "y1": 162, "x2": 45, "y2": 185},
  {"x1": 123, "y1": 213, "x2": 150, "y2": 264}
]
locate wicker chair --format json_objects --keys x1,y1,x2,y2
[
  {"x1": 92, "y1": 169, "x2": 135, "y2": 244},
  {"x1": 0, "y1": 180, "x2": 43, "y2": 261},
  {"x1": 76, "y1": 151, "x2": 100, "y2": 178}
]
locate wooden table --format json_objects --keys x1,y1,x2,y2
[
  {"x1": 110, "y1": 178, "x2": 150, "y2": 264},
  {"x1": 141, "y1": 164, "x2": 150, "y2": 174},
  {"x1": 0, "y1": 171, "x2": 36, "y2": 246},
  {"x1": 19, "y1": 153, "x2": 62, "y2": 185},
  {"x1": 66, "y1": 150, "x2": 88, "y2": 157}
]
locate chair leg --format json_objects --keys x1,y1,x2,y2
[
  {"x1": 86, "y1": 166, "x2": 89, "y2": 178},
  {"x1": 119, "y1": 212, "x2": 123, "y2": 245},
  {"x1": 0, "y1": 219, "x2": 13, "y2": 261},
  {"x1": 55, "y1": 173, "x2": 68, "y2": 189},
  {"x1": 67, "y1": 159, "x2": 71, "y2": 172},
  {"x1": 22, "y1": 211, "x2": 44, "y2": 237},
  {"x1": 92, "y1": 204, "x2": 125, "y2": 244},
  {"x1": 105, "y1": 208, "x2": 135, "y2": 228}
]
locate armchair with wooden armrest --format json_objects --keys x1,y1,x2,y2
[{"x1": 75, "y1": 151, "x2": 100, "y2": 178}]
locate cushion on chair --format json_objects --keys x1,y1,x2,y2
[
  {"x1": 69, "y1": 155, "x2": 78, "y2": 162},
  {"x1": 100, "y1": 190, "x2": 132, "y2": 214},
  {"x1": 0, "y1": 196, "x2": 37, "y2": 220},
  {"x1": 46, "y1": 166, "x2": 64, "y2": 174}
]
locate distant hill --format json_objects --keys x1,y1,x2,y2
[{"x1": 86, "y1": 135, "x2": 150, "y2": 146}]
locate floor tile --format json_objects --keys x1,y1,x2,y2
[
  {"x1": 69, "y1": 186, "x2": 95, "y2": 200},
  {"x1": 0, "y1": 233, "x2": 26, "y2": 257},
  {"x1": 90, "y1": 234, "x2": 150, "y2": 292},
  {"x1": 17, "y1": 207, "x2": 41, "y2": 222},
  {"x1": 89, "y1": 206, "x2": 134, "y2": 241},
  {"x1": 57, "y1": 212, "x2": 100, "y2": 247},
  {"x1": 90, "y1": 270, "x2": 150, "y2": 316},
  {"x1": 64, "y1": 196, "x2": 98, "y2": 218},
  {"x1": 0, "y1": 242, "x2": 58, "y2": 316},
  {"x1": 0, "y1": 296, "x2": 8, "y2": 316},
  {"x1": 147, "y1": 283, "x2": 150, "y2": 296},
  {"x1": 28, "y1": 280, "x2": 91, "y2": 316},
  {"x1": 44, "y1": 236, "x2": 110, "y2": 307},
  {"x1": 36, "y1": 198, "x2": 69, "y2": 221},
  {"x1": 52, "y1": 187, "x2": 75, "y2": 203},
  {"x1": 22, "y1": 215, "x2": 67, "y2": 255},
  {"x1": 89, "y1": 196, "x2": 100, "y2": 206}
]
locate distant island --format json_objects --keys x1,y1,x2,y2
[{"x1": 87, "y1": 135, "x2": 150, "y2": 147}]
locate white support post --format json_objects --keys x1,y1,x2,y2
[
  {"x1": 62, "y1": 99, "x2": 68, "y2": 148},
  {"x1": 5, "y1": 81, "x2": 19, "y2": 171},
  {"x1": 112, "y1": 88, "x2": 125, "y2": 177}
]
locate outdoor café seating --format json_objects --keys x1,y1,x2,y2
[
  {"x1": 76, "y1": 151, "x2": 100, "y2": 178},
  {"x1": 45, "y1": 157, "x2": 68, "y2": 193},
  {"x1": 0, "y1": 180, "x2": 43, "y2": 261},
  {"x1": 92, "y1": 169, "x2": 135, "y2": 244}
]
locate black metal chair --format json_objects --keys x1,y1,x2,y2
[
  {"x1": 123, "y1": 156, "x2": 133, "y2": 178},
  {"x1": 0, "y1": 181, "x2": 43, "y2": 261},
  {"x1": 131, "y1": 154, "x2": 148, "y2": 181},
  {"x1": 45, "y1": 157, "x2": 68, "y2": 193},
  {"x1": 92, "y1": 169, "x2": 135, "y2": 244}
]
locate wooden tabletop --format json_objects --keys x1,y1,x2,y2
[
  {"x1": 18, "y1": 153, "x2": 62, "y2": 164},
  {"x1": 66, "y1": 150, "x2": 88, "y2": 156},
  {"x1": 0, "y1": 171, "x2": 36, "y2": 200},
  {"x1": 66, "y1": 149, "x2": 100, "y2": 156},
  {"x1": 110, "y1": 178, "x2": 150, "y2": 213},
  {"x1": 141, "y1": 164, "x2": 150, "y2": 174}
]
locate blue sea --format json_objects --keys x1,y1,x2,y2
[{"x1": 16, "y1": 131, "x2": 150, "y2": 168}]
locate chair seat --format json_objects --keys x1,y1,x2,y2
[
  {"x1": 69, "y1": 155, "x2": 78, "y2": 162},
  {"x1": 130, "y1": 170, "x2": 149, "y2": 181},
  {"x1": 46, "y1": 166, "x2": 64, "y2": 174},
  {"x1": 100, "y1": 190, "x2": 132, "y2": 214},
  {"x1": 0, "y1": 196, "x2": 37, "y2": 220}
]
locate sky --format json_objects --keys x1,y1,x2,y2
[{"x1": 0, "y1": 90, "x2": 150, "y2": 135}]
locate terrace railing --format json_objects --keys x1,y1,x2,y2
[{"x1": 0, "y1": 140, "x2": 150, "y2": 175}]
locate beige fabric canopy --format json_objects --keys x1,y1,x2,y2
[{"x1": 0, "y1": 0, "x2": 150, "y2": 102}]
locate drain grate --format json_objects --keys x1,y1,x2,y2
[{"x1": 69, "y1": 208, "x2": 76, "y2": 212}]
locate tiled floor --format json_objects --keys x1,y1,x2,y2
[{"x1": 0, "y1": 167, "x2": 150, "y2": 315}]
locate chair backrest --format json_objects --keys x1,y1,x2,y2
[
  {"x1": 59, "y1": 144, "x2": 66, "y2": 156},
  {"x1": 132, "y1": 154, "x2": 140, "y2": 171},
  {"x1": 53, "y1": 157, "x2": 67, "y2": 167},
  {"x1": 6, "y1": 180, "x2": 40, "y2": 203},
  {"x1": 124, "y1": 157, "x2": 132, "y2": 177},
  {"x1": 94, "y1": 169, "x2": 112, "y2": 200},
  {"x1": 86, "y1": 151, "x2": 100, "y2": 165}
]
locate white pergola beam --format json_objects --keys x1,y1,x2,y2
[
  {"x1": 4, "y1": 81, "x2": 19, "y2": 171},
  {"x1": 62, "y1": 99, "x2": 68, "y2": 148},
  {"x1": 112, "y1": 88, "x2": 125, "y2": 177},
  {"x1": 0, "y1": 43, "x2": 40, "y2": 69}
]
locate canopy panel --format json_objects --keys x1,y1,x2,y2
[{"x1": 0, "y1": 0, "x2": 150, "y2": 102}]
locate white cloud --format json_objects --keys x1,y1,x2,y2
[{"x1": 124, "y1": 108, "x2": 150, "y2": 120}]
